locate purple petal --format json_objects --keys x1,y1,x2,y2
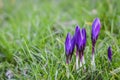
[
  {"x1": 75, "y1": 26, "x2": 87, "y2": 51},
  {"x1": 65, "y1": 32, "x2": 76, "y2": 64},
  {"x1": 108, "y1": 46, "x2": 112, "y2": 61},
  {"x1": 75, "y1": 26, "x2": 81, "y2": 49},
  {"x1": 71, "y1": 35, "x2": 75, "y2": 52},
  {"x1": 75, "y1": 26, "x2": 80, "y2": 40},
  {"x1": 76, "y1": 28, "x2": 82, "y2": 50},
  {"x1": 65, "y1": 33, "x2": 71, "y2": 55},
  {"x1": 82, "y1": 28, "x2": 87, "y2": 47},
  {"x1": 75, "y1": 26, "x2": 80, "y2": 32},
  {"x1": 91, "y1": 18, "x2": 101, "y2": 42}
]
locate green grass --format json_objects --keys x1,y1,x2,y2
[{"x1": 0, "y1": 0, "x2": 120, "y2": 79}]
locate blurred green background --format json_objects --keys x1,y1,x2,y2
[{"x1": 0, "y1": 0, "x2": 120, "y2": 79}]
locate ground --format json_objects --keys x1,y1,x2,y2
[{"x1": 0, "y1": 0, "x2": 120, "y2": 79}]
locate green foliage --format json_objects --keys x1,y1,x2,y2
[{"x1": 0, "y1": 0, "x2": 120, "y2": 79}]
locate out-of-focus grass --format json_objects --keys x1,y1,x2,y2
[{"x1": 0, "y1": 0, "x2": 120, "y2": 79}]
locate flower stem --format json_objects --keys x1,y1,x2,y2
[
  {"x1": 66, "y1": 64, "x2": 70, "y2": 78},
  {"x1": 66, "y1": 56, "x2": 69, "y2": 64},
  {"x1": 76, "y1": 50, "x2": 79, "y2": 70},
  {"x1": 91, "y1": 45, "x2": 95, "y2": 70},
  {"x1": 82, "y1": 55, "x2": 86, "y2": 70},
  {"x1": 79, "y1": 52, "x2": 83, "y2": 68}
]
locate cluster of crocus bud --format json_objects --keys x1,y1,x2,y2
[
  {"x1": 65, "y1": 18, "x2": 112, "y2": 70},
  {"x1": 75, "y1": 26, "x2": 86, "y2": 69},
  {"x1": 65, "y1": 26, "x2": 86, "y2": 69}
]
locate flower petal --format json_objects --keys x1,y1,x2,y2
[
  {"x1": 91, "y1": 18, "x2": 101, "y2": 41},
  {"x1": 108, "y1": 46, "x2": 112, "y2": 61},
  {"x1": 65, "y1": 33, "x2": 71, "y2": 55}
]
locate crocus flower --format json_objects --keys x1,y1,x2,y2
[
  {"x1": 65, "y1": 33, "x2": 75, "y2": 64},
  {"x1": 75, "y1": 26, "x2": 87, "y2": 69},
  {"x1": 81, "y1": 28, "x2": 86, "y2": 69},
  {"x1": 108, "y1": 46, "x2": 112, "y2": 62},
  {"x1": 75, "y1": 26, "x2": 80, "y2": 69},
  {"x1": 91, "y1": 18, "x2": 101, "y2": 70}
]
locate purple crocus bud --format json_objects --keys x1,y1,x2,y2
[
  {"x1": 76, "y1": 27, "x2": 86, "y2": 55},
  {"x1": 108, "y1": 46, "x2": 112, "y2": 62},
  {"x1": 75, "y1": 26, "x2": 80, "y2": 69},
  {"x1": 91, "y1": 18, "x2": 101, "y2": 46},
  {"x1": 75, "y1": 26, "x2": 82, "y2": 51},
  {"x1": 65, "y1": 33, "x2": 75, "y2": 64},
  {"x1": 81, "y1": 28, "x2": 86, "y2": 69},
  {"x1": 91, "y1": 18, "x2": 101, "y2": 70},
  {"x1": 75, "y1": 26, "x2": 87, "y2": 69}
]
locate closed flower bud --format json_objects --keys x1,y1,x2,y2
[
  {"x1": 108, "y1": 46, "x2": 112, "y2": 62},
  {"x1": 65, "y1": 33, "x2": 75, "y2": 64},
  {"x1": 91, "y1": 18, "x2": 101, "y2": 45},
  {"x1": 91, "y1": 18, "x2": 101, "y2": 70}
]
